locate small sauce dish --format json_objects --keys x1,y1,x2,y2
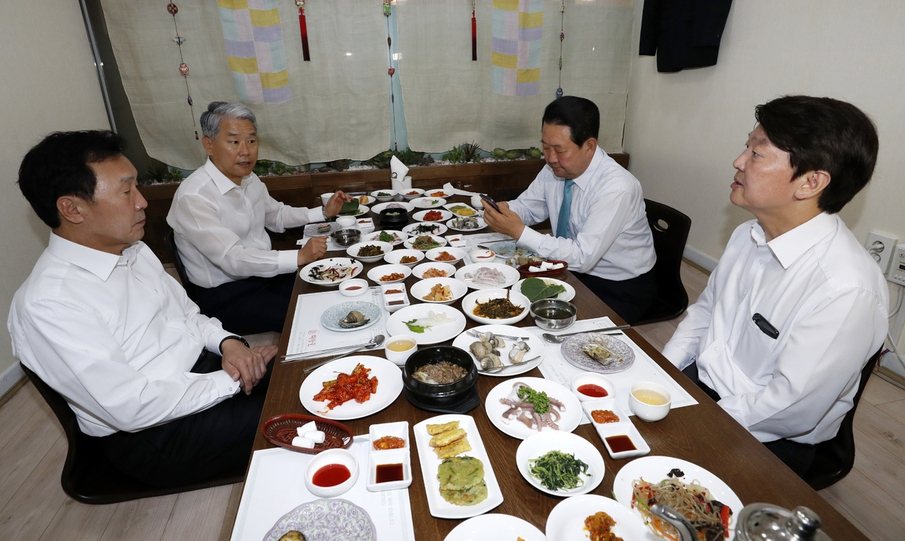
[
  {"x1": 571, "y1": 373, "x2": 615, "y2": 402},
  {"x1": 304, "y1": 448, "x2": 358, "y2": 498},
  {"x1": 339, "y1": 278, "x2": 369, "y2": 297}
]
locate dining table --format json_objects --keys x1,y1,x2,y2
[{"x1": 232, "y1": 193, "x2": 867, "y2": 540}]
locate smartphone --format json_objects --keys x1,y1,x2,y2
[{"x1": 480, "y1": 193, "x2": 501, "y2": 212}]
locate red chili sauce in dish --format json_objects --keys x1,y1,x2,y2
[
  {"x1": 577, "y1": 383, "x2": 608, "y2": 398},
  {"x1": 345, "y1": 285, "x2": 362, "y2": 291},
  {"x1": 312, "y1": 463, "x2": 352, "y2": 487},
  {"x1": 605, "y1": 435, "x2": 636, "y2": 453}
]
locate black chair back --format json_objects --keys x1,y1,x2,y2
[
  {"x1": 166, "y1": 228, "x2": 200, "y2": 301},
  {"x1": 21, "y1": 364, "x2": 241, "y2": 504},
  {"x1": 803, "y1": 349, "x2": 882, "y2": 490},
  {"x1": 636, "y1": 199, "x2": 691, "y2": 325}
]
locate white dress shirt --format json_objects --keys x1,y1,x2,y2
[
  {"x1": 663, "y1": 213, "x2": 888, "y2": 444},
  {"x1": 8, "y1": 234, "x2": 240, "y2": 437},
  {"x1": 509, "y1": 147, "x2": 655, "y2": 280},
  {"x1": 167, "y1": 159, "x2": 325, "y2": 288}
]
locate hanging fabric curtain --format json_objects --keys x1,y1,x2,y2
[
  {"x1": 100, "y1": 0, "x2": 390, "y2": 168},
  {"x1": 396, "y1": 0, "x2": 633, "y2": 154}
]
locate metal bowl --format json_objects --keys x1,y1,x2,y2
[
  {"x1": 403, "y1": 346, "x2": 477, "y2": 405},
  {"x1": 331, "y1": 228, "x2": 361, "y2": 247},
  {"x1": 530, "y1": 299, "x2": 577, "y2": 331}
]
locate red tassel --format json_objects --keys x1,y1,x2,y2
[
  {"x1": 298, "y1": 7, "x2": 310, "y2": 61},
  {"x1": 471, "y1": 11, "x2": 477, "y2": 61}
]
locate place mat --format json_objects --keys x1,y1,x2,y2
[
  {"x1": 531, "y1": 317, "x2": 697, "y2": 424},
  {"x1": 230, "y1": 437, "x2": 416, "y2": 541},
  {"x1": 286, "y1": 289, "x2": 388, "y2": 357}
]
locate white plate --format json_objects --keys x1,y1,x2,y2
[
  {"x1": 451, "y1": 325, "x2": 546, "y2": 377},
  {"x1": 383, "y1": 248, "x2": 424, "y2": 266},
  {"x1": 411, "y1": 197, "x2": 447, "y2": 209},
  {"x1": 385, "y1": 304, "x2": 467, "y2": 345},
  {"x1": 424, "y1": 189, "x2": 452, "y2": 198},
  {"x1": 370, "y1": 189, "x2": 397, "y2": 200},
  {"x1": 545, "y1": 495, "x2": 648, "y2": 541},
  {"x1": 371, "y1": 201, "x2": 414, "y2": 215},
  {"x1": 516, "y1": 432, "x2": 604, "y2": 497},
  {"x1": 403, "y1": 234, "x2": 448, "y2": 251},
  {"x1": 561, "y1": 333, "x2": 636, "y2": 374},
  {"x1": 581, "y1": 398, "x2": 651, "y2": 460},
  {"x1": 300, "y1": 257, "x2": 364, "y2": 287},
  {"x1": 339, "y1": 203, "x2": 370, "y2": 217},
  {"x1": 444, "y1": 514, "x2": 544, "y2": 541},
  {"x1": 263, "y1": 498, "x2": 376, "y2": 541},
  {"x1": 367, "y1": 264, "x2": 412, "y2": 284},
  {"x1": 455, "y1": 263, "x2": 521, "y2": 290},
  {"x1": 613, "y1": 456, "x2": 744, "y2": 536},
  {"x1": 320, "y1": 301, "x2": 382, "y2": 332},
  {"x1": 413, "y1": 209, "x2": 454, "y2": 222},
  {"x1": 484, "y1": 377, "x2": 582, "y2": 440},
  {"x1": 401, "y1": 187, "x2": 425, "y2": 200},
  {"x1": 362, "y1": 229, "x2": 407, "y2": 246},
  {"x1": 409, "y1": 277, "x2": 468, "y2": 305},
  {"x1": 411, "y1": 261, "x2": 457, "y2": 279},
  {"x1": 351, "y1": 194, "x2": 375, "y2": 205},
  {"x1": 402, "y1": 221, "x2": 448, "y2": 237},
  {"x1": 299, "y1": 356, "x2": 403, "y2": 420},
  {"x1": 412, "y1": 414, "x2": 504, "y2": 519},
  {"x1": 443, "y1": 203, "x2": 481, "y2": 217},
  {"x1": 446, "y1": 215, "x2": 488, "y2": 232},
  {"x1": 461, "y1": 288, "x2": 531, "y2": 326},
  {"x1": 513, "y1": 277, "x2": 576, "y2": 303},
  {"x1": 425, "y1": 246, "x2": 467, "y2": 264},
  {"x1": 346, "y1": 240, "x2": 392, "y2": 263}
]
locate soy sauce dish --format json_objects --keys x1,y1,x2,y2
[{"x1": 304, "y1": 448, "x2": 359, "y2": 498}]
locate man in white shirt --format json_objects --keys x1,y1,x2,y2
[
  {"x1": 9, "y1": 130, "x2": 276, "y2": 487},
  {"x1": 168, "y1": 101, "x2": 349, "y2": 334},
  {"x1": 663, "y1": 96, "x2": 888, "y2": 476},
  {"x1": 483, "y1": 96, "x2": 656, "y2": 323}
]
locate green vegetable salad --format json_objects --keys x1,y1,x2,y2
[{"x1": 528, "y1": 450, "x2": 589, "y2": 491}]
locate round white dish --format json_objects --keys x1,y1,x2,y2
[
  {"x1": 461, "y1": 288, "x2": 531, "y2": 325},
  {"x1": 362, "y1": 229, "x2": 407, "y2": 246},
  {"x1": 299, "y1": 356, "x2": 403, "y2": 420},
  {"x1": 443, "y1": 514, "x2": 544, "y2": 541},
  {"x1": 403, "y1": 234, "x2": 447, "y2": 251},
  {"x1": 516, "y1": 431, "x2": 604, "y2": 497},
  {"x1": 455, "y1": 262, "x2": 520, "y2": 290},
  {"x1": 409, "y1": 277, "x2": 468, "y2": 305},
  {"x1": 484, "y1": 377, "x2": 582, "y2": 440},
  {"x1": 413, "y1": 209, "x2": 454, "y2": 222},
  {"x1": 545, "y1": 495, "x2": 648, "y2": 541},
  {"x1": 383, "y1": 248, "x2": 425, "y2": 266},
  {"x1": 411, "y1": 197, "x2": 447, "y2": 209},
  {"x1": 320, "y1": 301, "x2": 381, "y2": 332},
  {"x1": 345, "y1": 240, "x2": 392, "y2": 263},
  {"x1": 385, "y1": 304, "x2": 467, "y2": 345},
  {"x1": 411, "y1": 261, "x2": 457, "y2": 279},
  {"x1": 425, "y1": 246, "x2": 467, "y2": 264},
  {"x1": 300, "y1": 257, "x2": 363, "y2": 287},
  {"x1": 366, "y1": 264, "x2": 412, "y2": 284},
  {"x1": 512, "y1": 277, "x2": 576, "y2": 302},
  {"x1": 402, "y1": 221, "x2": 448, "y2": 237}
]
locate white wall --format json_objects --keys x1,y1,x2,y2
[
  {"x1": 626, "y1": 0, "x2": 905, "y2": 270},
  {"x1": 0, "y1": 2, "x2": 109, "y2": 393},
  {"x1": 625, "y1": 0, "x2": 905, "y2": 371}
]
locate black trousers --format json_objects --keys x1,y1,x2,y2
[
  {"x1": 572, "y1": 267, "x2": 656, "y2": 324},
  {"x1": 191, "y1": 273, "x2": 295, "y2": 335},
  {"x1": 98, "y1": 350, "x2": 271, "y2": 488},
  {"x1": 681, "y1": 362, "x2": 816, "y2": 477}
]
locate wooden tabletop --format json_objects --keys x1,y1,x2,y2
[{"x1": 249, "y1": 222, "x2": 865, "y2": 540}]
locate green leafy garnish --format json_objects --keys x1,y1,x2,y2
[
  {"x1": 520, "y1": 277, "x2": 566, "y2": 302},
  {"x1": 517, "y1": 385, "x2": 551, "y2": 414},
  {"x1": 404, "y1": 319, "x2": 426, "y2": 333},
  {"x1": 339, "y1": 201, "x2": 360, "y2": 215},
  {"x1": 528, "y1": 450, "x2": 589, "y2": 491},
  {"x1": 378, "y1": 231, "x2": 395, "y2": 243}
]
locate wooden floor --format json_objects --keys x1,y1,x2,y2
[{"x1": 1, "y1": 262, "x2": 903, "y2": 540}]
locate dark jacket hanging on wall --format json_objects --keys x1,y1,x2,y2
[{"x1": 639, "y1": 0, "x2": 733, "y2": 73}]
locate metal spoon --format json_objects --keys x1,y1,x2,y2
[
  {"x1": 542, "y1": 325, "x2": 631, "y2": 344},
  {"x1": 299, "y1": 334, "x2": 386, "y2": 373},
  {"x1": 282, "y1": 334, "x2": 385, "y2": 364},
  {"x1": 480, "y1": 355, "x2": 541, "y2": 374}
]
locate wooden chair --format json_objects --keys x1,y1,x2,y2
[
  {"x1": 21, "y1": 364, "x2": 243, "y2": 504},
  {"x1": 635, "y1": 199, "x2": 692, "y2": 325},
  {"x1": 803, "y1": 349, "x2": 882, "y2": 490}
]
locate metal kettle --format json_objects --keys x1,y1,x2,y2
[{"x1": 650, "y1": 502, "x2": 831, "y2": 541}]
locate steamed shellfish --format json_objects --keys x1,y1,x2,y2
[{"x1": 339, "y1": 310, "x2": 370, "y2": 328}]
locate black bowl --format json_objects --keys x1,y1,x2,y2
[
  {"x1": 403, "y1": 346, "x2": 477, "y2": 405},
  {"x1": 379, "y1": 208, "x2": 409, "y2": 228}
]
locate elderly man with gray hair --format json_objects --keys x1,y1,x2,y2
[{"x1": 168, "y1": 101, "x2": 349, "y2": 334}]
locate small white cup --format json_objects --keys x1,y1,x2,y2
[
  {"x1": 320, "y1": 192, "x2": 333, "y2": 206},
  {"x1": 629, "y1": 381, "x2": 672, "y2": 422},
  {"x1": 336, "y1": 215, "x2": 357, "y2": 229},
  {"x1": 471, "y1": 194, "x2": 484, "y2": 209},
  {"x1": 384, "y1": 334, "x2": 418, "y2": 366}
]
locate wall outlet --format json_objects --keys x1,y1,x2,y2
[
  {"x1": 888, "y1": 243, "x2": 905, "y2": 287},
  {"x1": 866, "y1": 231, "x2": 897, "y2": 274}
]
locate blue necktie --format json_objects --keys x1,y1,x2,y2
[{"x1": 556, "y1": 179, "x2": 574, "y2": 238}]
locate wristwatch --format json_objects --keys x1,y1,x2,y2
[{"x1": 219, "y1": 335, "x2": 250, "y2": 353}]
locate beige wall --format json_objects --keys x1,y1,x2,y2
[
  {"x1": 625, "y1": 0, "x2": 905, "y2": 271},
  {"x1": 0, "y1": 2, "x2": 109, "y2": 390}
]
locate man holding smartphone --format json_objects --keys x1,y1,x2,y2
[{"x1": 483, "y1": 96, "x2": 656, "y2": 323}]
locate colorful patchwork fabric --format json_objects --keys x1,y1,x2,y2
[{"x1": 491, "y1": 0, "x2": 543, "y2": 96}]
